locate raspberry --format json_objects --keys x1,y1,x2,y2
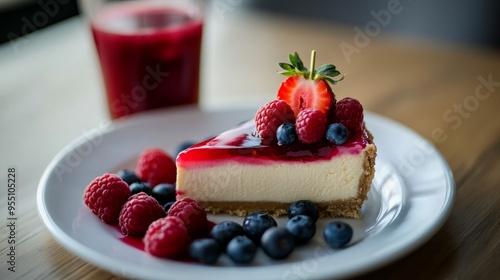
[
  {"x1": 255, "y1": 100, "x2": 295, "y2": 140},
  {"x1": 119, "y1": 192, "x2": 167, "y2": 236},
  {"x1": 168, "y1": 197, "x2": 208, "y2": 236},
  {"x1": 144, "y1": 216, "x2": 189, "y2": 258},
  {"x1": 295, "y1": 109, "x2": 327, "y2": 144},
  {"x1": 135, "y1": 148, "x2": 176, "y2": 187},
  {"x1": 335, "y1": 97, "x2": 364, "y2": 133},
  {"x1": 83, "y1": 173, "x2": 130, "y2": 224}
]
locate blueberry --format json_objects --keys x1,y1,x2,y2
[
  {"x1": 176, "y1": 141, "x2": 196, "y2": 156},
  {"x1": 323, "y1": 221, "x2": 353, "y2": 248},
  {"x1": 163, "y1": 201, "x2": 175, "y2": 213},
  {"x1": 326, "y1": 123, "x2": 349, "y2": 145},
  {"x1": 276, "y1": 123, "x2": 297, "y2": 145},
  {"x1": 261, "y1": 227, "x2": 295, "y2": 260},
  {"x1": 285, "y1": 215, "x2": 316, "y2": 245},
  {"x1": 210, "y1": 221, "x2": 244, "y2": 250},
  {"x1": 151, "y1": 183, "x2": 176, "y2": 205},
  {"x1": 189, "y1": 238, "x2": 221, "y2": 265},
  {"x1": 226, "y1": 236, "x2": 257, "y2": 264},
  {"x1": 242, "y1": 212, "x2": 277, "y2": 244},
  {"x1": 117, "y1": 169, "x2": 141, "y2": 185},
  {"x1": 288, "y1": 200, "x2": 319, "y2": 222},
  {"x1": 129, "y1": 182, "x2": 152, "y2": 196}
]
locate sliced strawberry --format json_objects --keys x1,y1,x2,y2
[{"x1": 277, "y1": 75, "x2": 335, "y2": 117}]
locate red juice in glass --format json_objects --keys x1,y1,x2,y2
[{"x1": 90, "y1": 1, "x2": 203, "y2": 119}]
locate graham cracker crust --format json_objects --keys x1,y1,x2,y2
[{"x1": 202, "y1": 197, "x2": 366, "y2": 219}]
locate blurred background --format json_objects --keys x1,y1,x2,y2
[
  {"x1": 1, "y1": 2, "x2": 499, "y2": 279},
  {"x1": 1, "y1": 0, "x2": 500, "y2": 48}
]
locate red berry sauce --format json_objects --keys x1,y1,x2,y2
[
  {"x1": 112, "y1": 221, "x2": 217, "y2": 260},
  {"x1": 177, "y1": 120, "x2": 371, "y2": 168},
  {"x1": 110, "y1": 224, "x2": 145, "y2": 251}
]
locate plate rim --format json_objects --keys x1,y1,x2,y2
[{"x1": 36, "y1": 108, "x2": 455, "y2": 279}]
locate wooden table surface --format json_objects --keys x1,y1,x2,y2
[{"x1": 1, "y1": 5, "x2": 500, "y2": 280}]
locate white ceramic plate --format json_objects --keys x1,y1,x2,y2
[{"x1": 37, "y1": 106, "x2": 455, "y2": 280}]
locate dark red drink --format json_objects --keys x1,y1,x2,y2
[{"x1": 90, "y1": 2, "x2": 203, "y2": 119}]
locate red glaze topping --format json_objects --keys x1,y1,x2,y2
[{"x1": 177, "y1": 120, "x2": 371, "y2": 168}]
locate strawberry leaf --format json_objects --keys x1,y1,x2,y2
[
  {"x1": 324, "y1": 75, "x2": 345, "y2": 85},
  {"x1": 293, "y1": 52, "x2": 307, "y2": 72},
  {"x1": 320, "y1": 70, "x2": 341, "y2": 78},
  {"x1": 317, "y1": 64, "x2": 337, "y2": 77},
  {"x1": 278, "y1": 63, "x2": 294, "y2": 71},
  {"x1": 330, "y1": 70, "x2": 341, "y2": 77},
  {"x1": 289, "y1": 53, "x2": 297, "y2": 67},
  {"x1": 317, "y1": 64, "x2": 336, "y2": 71},
  {"x1": 278, "y1": 71, "x2": 297, "y2": 77}
]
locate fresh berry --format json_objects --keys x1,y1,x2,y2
[
  {"x1": 152, "y1": 183, "x2": 176, "y2": 205},
  {"x1": 288, "y1": 200, "x2": 319, "y2": 222},
  {"x1": 276, "y1": 123, "x2": 297, "y2": 145},
  {"x1": 189, "y1": 238, "x2": 221, "y2": 265},
  {"x1": 135, "y1": 148, "x2": 176, "y2": 186},
  {"x1": 168, "y1": 197, "x2": 208, "y2": 235},
  {"x1": 210, "y1": 221, "x2": 244, "y2": 250},
  {"x1": 277, "y1": 51, "x2": 343, "y2": 117},
  {"x1": 323, "y1": 221, "x2": 353, "y2": 248},
  {"x1": 144, "y1": 216, "x2": 189, "y2": 258},
  {"x1": 176, "y1": 141, "x2": 195, "y2": 156},
  {"x1": 83, "y1": 173, "x2": 130, "y2": 224},
  {"x1": 226, "y1": 236, "x2": 257, "y2": 264},
  {"x1": 242, "y1": 212, "x2": 277, "y2": 244},
  {"x1": 261, "y1": 227, "x2": 295, "y2": 260},
  {"x1": 285, "y1": 215, "x2": 316, "y2": 245},
  {"x1": 163, "y1": 201, "x2": 175, "y2": 213},
  {"x1": 255, "y1": 100, "x2": 295, "y2": 140},
  {"x1": 334, "y1": 97, "x2": 364, "y2": 133},
  {"x1": 326, "y1": 123, "x2": 349, "y2": 145},
  {"x1": 129, "y1": 182, "x2": 152, "y2": 196},
  {"x1": 116, "y1": 169, "x2": 141, "y2": 185},
  {"x1": 278, "y1": 76, "x2": 334, "y2": 117},
  {"x1": 295, "y1": 109, "x2": 327, "y2": 144},
  {"x1": 119, "y1": 192, "x2": 167, "y2": 236}
]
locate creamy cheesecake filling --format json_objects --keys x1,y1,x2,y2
[{"x1": 177, "y1": 150, "x2": 366, "y2": 203}]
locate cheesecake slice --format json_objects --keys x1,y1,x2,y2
[
  {"x1": 177, "y1": 50, "x2": 376, "y2": 218},
  {"x1": 176, "y1": 120, "x2": 376, "y2": 218}
]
